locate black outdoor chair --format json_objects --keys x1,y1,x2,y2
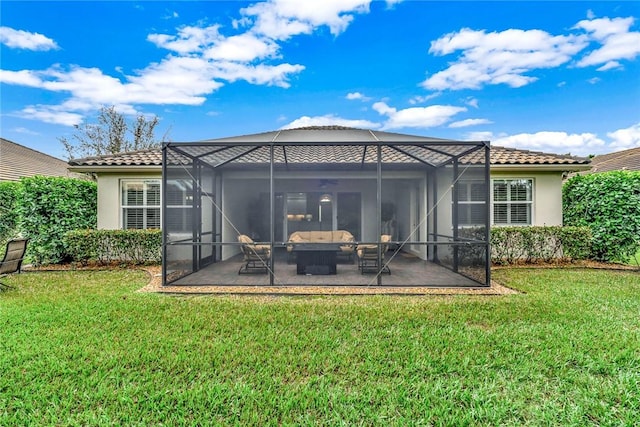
[{"x1": 0, "y1": 238, "x2": 29, "y2": 290}]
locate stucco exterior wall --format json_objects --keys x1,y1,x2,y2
[
  {"x1": 491, "y1": 170, "x2": 564, "y2": 226},
  {"x1": 94, "y1": 170, "x2": 566, "y2": 237},
  {"x1": 96, "y1": 172, "x2": 161, "y2": 229}
]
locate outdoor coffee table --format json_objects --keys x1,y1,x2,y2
[{"x1": 292, "y1": 243, "x2": 342, "y2": 275}]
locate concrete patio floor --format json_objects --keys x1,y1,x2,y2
[{"x1": 156, "y1": 249, "x2": 509, "y2": 295}]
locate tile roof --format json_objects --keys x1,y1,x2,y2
[
  {"x1": 68, "y1": 148, "x2": 163, "y2": 167},
  {"x1": 68, "y1": 127, "x2": 590, "y2": 168},
  {"x1": 589, "y1": 147, "x2": 640, "y2": 173}
]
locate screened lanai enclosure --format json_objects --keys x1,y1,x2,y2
[{"x1": 162, "y1": 127, "x2": 490, "y2": 288}]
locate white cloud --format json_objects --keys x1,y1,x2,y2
[
  {"x1": 596, "y1": 61, "x2": 622, "y2": 71},
  {"x1": 282, "y1": 114, "x2": 380, "y2": 129},
  {"x1": 14, "y1": 127, "x2": 40, "y2": 135},
  {"x1": 588, "y1": 77, "x2": 601, "y2": 84},
  {"x1": 19, "y1": 106, "x2": 84, "y2": 126},
  {"x1": 465, "y1": 97, "x2": 479, "y2": 108},
  {"x1": 465, "y1": 131, "x2": 498, "y2": 142},
  {"x1": 211, "y1": 61, "x2": 305, "y2": 87},
  {"x1": 575, "y1": 17, "x2": 640, "y2": 67},
  {"x1": 408, "y1": 93, "x2": 440, "y2": 105},
  {"x1": 607, "y1": 122, "x2": 640, "y2": 150},
  {"x1": 148, "y1": 25, "x2": 223, "y2": 55},
  {"x1": 163, "y1": 10, "x2": 179, "y2": 20},
  {"x1": 449, "y1": 118, "x2": 492, "y2": 128},
  {"x1": 373, "y1": 101, "x2": 466, "y2": 129},
  {"x1": 240, "y1": 0, "x2": 372, "y2": 40},
  {"x1": 346, "y1": 91, "x2": 371, "y2": 101},
  {"x1": 487, "y1": 131, "x2": 606, "y2": 156},
  {"x1": 423, "y1": 28, "x2": 588, "y2": 90},
  {"x1": 205, "y1": 33, "x2": 279, "y2": 62},
  {"x1": 467, "y1": 124, "x2": 640, "y2": 155},
  {"x1": 0, "y1": 26, "x2": 58, "y2": 50},
  {"x1": 0, "y1": 69, "x2": 43, "y2": 86},
  {"x1": 422, "y1": 15, "x2": 640, "y2": 92},
  {"x1": 3, "y1": 0, "x2": 395, "y2": 126}
]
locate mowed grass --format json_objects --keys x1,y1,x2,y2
[{"x1": 1, "y1": 268, "x2": 639, "y2": 426}]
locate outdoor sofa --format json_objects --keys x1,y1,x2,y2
[{"x1": 287, "y1": 230, "x2": 356, "y2": 262}]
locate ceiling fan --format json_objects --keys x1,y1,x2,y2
[{"x1": 318, "y1": 179, "x2": 338, "y2": 189}]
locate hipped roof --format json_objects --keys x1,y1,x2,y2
[{"x1": 68, "y1": 126, "x2": 590, "y2": 170}]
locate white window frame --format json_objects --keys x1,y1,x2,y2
[
  {"x1": 121, "y1": 179, "x2": 161, "y2": 230},
  {"x1": 456, "y1": 180, "x2": 487, "y2": 227},
  {"x1": 165, "y1": 178, "x2": 195, "y2": 233},
  {"x1": 491, "y1": 178, "x2": 534, "y2": 226}
]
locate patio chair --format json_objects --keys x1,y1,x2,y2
[
  {"x1": 237, "y1": 234, "x2": 271, "y2": 275},
  {"x1": 0, "y1": 238, "x2": 29, "y2": 290},
  {"x1": 357, "y1": 234, "x2": 391, "y2": 275}
]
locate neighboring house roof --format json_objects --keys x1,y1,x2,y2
[
  {"x1": 0, "y1": 138, "x2": 75, "y2": 181},
  {"x1": 68, "y1": 126, "x2": 591, "y2": 171},
  {"x1": 588, "y1": 147, "x2": 640, "y2": 173}
]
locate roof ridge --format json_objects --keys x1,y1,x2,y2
[{"x1": 286, "y1": 125, "x2": 361, "y2": 131}]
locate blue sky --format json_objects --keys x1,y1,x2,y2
[{"x1": 1, "y1": 1, "x2": 639, "y2": 160}]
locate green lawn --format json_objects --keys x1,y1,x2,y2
[{"x1": 1, "y1": 268, "x2": 639, "y2": 426}]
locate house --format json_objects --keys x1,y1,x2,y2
[
  {"x1": 68, "y1": 126, "x2": 591, "y2": 288},
  {"x1": 588, "y1": 147, "x2": 640, "y2": 173},
  {"x1": 0, "y1": 138, "x2": 76, "y2": 181}
]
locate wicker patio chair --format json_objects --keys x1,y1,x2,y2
[
  {"x1": 237, "y1": 234, "x2": 271, "y2": 274},
  {"x1": 356, "y1": 234, "x2": 391, "y2": 275}
]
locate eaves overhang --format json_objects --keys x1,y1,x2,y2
[
  {"x1": 490, "y1": 163, "x2": 592, "y2": 172},
  {"x1": 67, "y1": 165, "x2": 162, "y2": 174}
]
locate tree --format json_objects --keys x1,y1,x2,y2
[{"x1": 59, "y1": 106, "x2": 170, "y2": 159}]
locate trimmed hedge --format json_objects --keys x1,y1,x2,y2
[
  {"x1": 18, "y1": 176, "x2": 97, "y2": 265},
  {"x1": 491, "y1": 226, "x2": 592, "y2": 265},
  {"x1": 564, "y1": 171, "x2": 640, "y2": 262},
  {"x1": 65, "y1": 229, "x2": 162, "y2": 265},
  {"x1": 63, "y1": 226, "x2": 590, "y2": 266}
]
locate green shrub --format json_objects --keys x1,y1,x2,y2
[
  {"x1": 564, "y1": 171, "x2": 640, "y2": 262},
  {"x1": 0, "y1": 181, "x2": 20, "y2": 244},
  {"x1": 64, "y1": 229, "x2": 162, "y2": 265},
  {"x1": 18, "y1": 176, "x2": 97, "y2": 265},
  {"x1": 491, "y1": 226, "x2": 592, "y2": 265}
]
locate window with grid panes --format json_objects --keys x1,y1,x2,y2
[
  {"x1": 165, "y1": 179, "x2": 194, "y2": 233},
  {"x1": 492, "y1": 179, "x2": 532, "y2": 225},
  {"x1": 121, "y1": 180, "x2": 161, "y2": 229},
  {"x1": 456, "y1": 181, "x2": 487, "y2": 226}
]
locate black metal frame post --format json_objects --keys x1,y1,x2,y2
[
  {"x1": 452, "y1": 159, "x2": 459, "y2": 273},
  {"x1": 377, "y1": 143, "x2": 383, "y2": 286},
  {"x1": 161, "y1": 145, "x2": 167, "y2": 286},
  {"x1": 484, "y1": 142, "x2": 491, "y2": 286},
  {"x1": 269, "y1": 143, "x2": 275, "y2": 286},
  {"x1": 191, "y1": 159, "x2": 200, "y2": 273}
]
